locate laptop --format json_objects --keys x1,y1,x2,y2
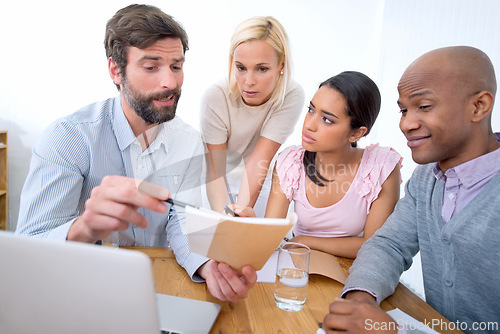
[{"x1": 0, "y1": 231, "x2": 220, "y2": 334}]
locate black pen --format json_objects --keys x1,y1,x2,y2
[
  {"x1": 164, "y1": 198, "x2": 198, "y2": 209},
  {"x1": 166, "y1": 198, "x2": 240, "y2": 217},
  {"x1": 223, "y1": 176, "x2": 240, "y2": 217},
  {"x1": 223, "y1": 205, "x2": 240, "y2": 217}
]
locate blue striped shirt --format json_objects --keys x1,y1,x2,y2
[{"x1": 16, "y1": 95, "x2": 208, "y2": 279}]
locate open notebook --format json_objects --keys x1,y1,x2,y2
[
  {"x1": 185, "y1": 206, "x2": 295, "y2": 271},
  {"x1": 0, "y1": 231, "x2": 220, "y2": 334}
]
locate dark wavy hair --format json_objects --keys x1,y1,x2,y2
[
  {"x1": 304, "y1": 71, "x2": 381, "y2": 186},
  {"x1": 104, "y1": 4, "x2": 189, "y2": 91}
]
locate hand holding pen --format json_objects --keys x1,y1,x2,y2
[
  {"x1": 223, "y1": 205, "x2": 240, "y2": 217},
  {"x1": 224, "y1": 204, "x2": 258, "y2": 218}
]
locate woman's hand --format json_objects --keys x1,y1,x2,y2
[{"x1": 227, "y1": 204, "x2": 257, "y2": 217}]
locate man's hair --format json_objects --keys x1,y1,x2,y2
[
  {"x1": 104, "y1": 4, "x2": 189, "y2": 91},
  {"x1": 228, "y1": 16, "x2": 292, "y2": 105}
]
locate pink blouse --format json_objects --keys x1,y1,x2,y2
[{"x1": 276, "y1": 145, "x2": 402, "y2": 238}]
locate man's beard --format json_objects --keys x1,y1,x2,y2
[{"x1": 121, "y1": 76, "x2": 181, "y2": 125}]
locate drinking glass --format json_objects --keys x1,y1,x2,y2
[
  {"x1": 274, "y1": 242, "x2": 310, "y2": 311},
  {"x1": 102, "y1": 231, "x2": 119, "y2": 248}
]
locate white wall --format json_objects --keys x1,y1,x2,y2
[
  {"x1": 1, "y1": 0, "x2": 500, "y2": 297},
  {"x1": 376, "y1": 0, "x2": 500, "y2": 183}
]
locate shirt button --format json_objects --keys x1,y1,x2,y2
[
  {"x1": 445, "y1": 280, "x2": 453, "y2": 287},
  {"x1": 442, "y1": 238, "x2": 450, "y2": 245},
  {"x1": 447, "y1": 193, "x2": 455, "y2": 199}
]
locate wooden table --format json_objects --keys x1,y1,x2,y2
[{"x1": 126, "y1": 247, "x2": 463, "y2": 334}]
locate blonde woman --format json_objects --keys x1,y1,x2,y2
[{"x1": 200, "y1": 16, "x2": 304, "y2": 215}]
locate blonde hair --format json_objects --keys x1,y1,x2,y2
[{"x1": 228, "y1": 16, "x2": 292, "y2": 105}]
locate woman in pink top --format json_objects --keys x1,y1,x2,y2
[{"x1": 237, "y1": 72, "x2": 402, "y2": 258}]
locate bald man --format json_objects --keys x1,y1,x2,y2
[{"x1": 322, "y1": 46, "x2": 500, "y2": 333}]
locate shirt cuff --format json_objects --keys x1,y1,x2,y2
[
  {"x1": 46, "y1": 219, "x2": 76, "y2": 241},
  {"x1": 342, "y1": 288, "x2": 408, "y2": 334},
  {"x1": 182, "y1": 253, "x2": 210, "y2": 283},
  {"x1": 341, "y1": 287, "x2": 380, "y2": 303}
]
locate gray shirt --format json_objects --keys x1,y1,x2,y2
[{"x1": 344, "y1": 163, "x2": 500, "y2": 333}]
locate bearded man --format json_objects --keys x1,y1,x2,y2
[{"x1": 16, "y1": 4, "x2": 256, "y2": 304}]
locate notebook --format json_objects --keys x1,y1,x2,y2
[{"x1": 0, "y1": 230, "x2": 220, "y2": 334}]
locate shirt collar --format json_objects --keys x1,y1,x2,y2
[
  {"x1": 112, "y1": 95, "x2": 136, "y2": 151},
  {"x1": 143, "y1": 122, "x2": 168, "y2": 155},
  {"x1": 111, "y1": 94, "x2": 170, "y2": 154},
  {"x1": 433, "y1": 132, "x2": 500, "y2": 188},
  {"x1": 432, "y1": 163, "x2": 445, "y2": 181}
]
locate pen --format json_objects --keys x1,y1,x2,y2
[
  {"x1": 166, "y1": 198, "x2": 240, "y2": 217},
  {"x1": 223, "y1": 205, "x2": 240, "y2": 217},
  {"x1": 223, "y1": 176, "x2": 239, "y2": 217},
  {"x1": 164, "y1": 198, "x2": 198, "y2": 209}
]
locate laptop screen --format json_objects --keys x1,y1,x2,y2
[{"x1": 0, "y1": 231, "x2": 219, "y2": 334}]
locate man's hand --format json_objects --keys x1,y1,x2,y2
[
  {"x1": 68, "y1": 176, "x2": 170, "y2": 243},
  {"x1": 322, "y1": 292, "x2": 398, "y2": 334},
  {"x1": 198, "y1": 260, "x2": 257, "y2": 303}
]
